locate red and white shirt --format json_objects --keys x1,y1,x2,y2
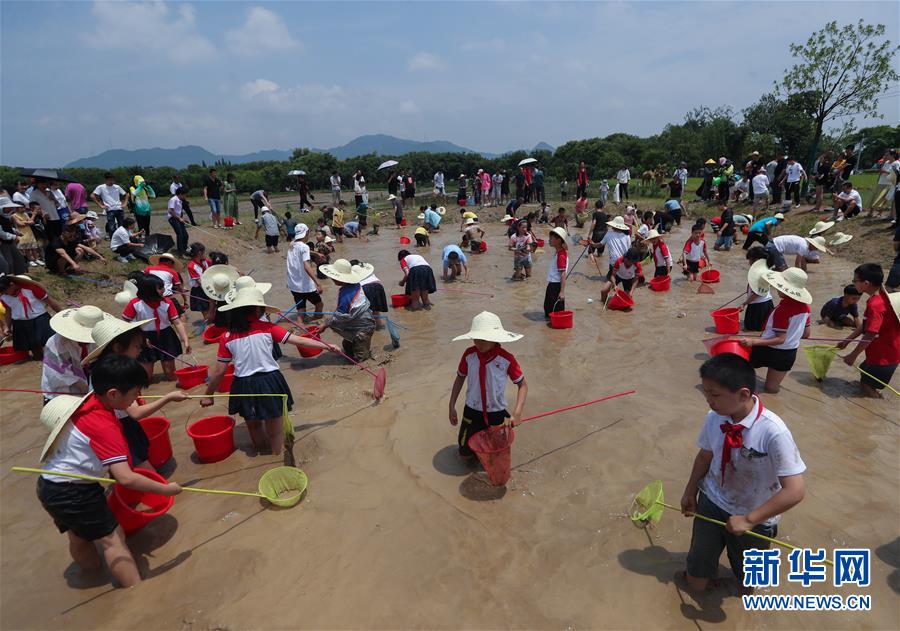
[
  {"x1": 186, "y1": 258, "x2": 211, "y2": 288},
  {"x1": 0, "y1": 286, "x2": 48, "y2": 320},
  {"x1": 122, "y1": 297, "x2": 180, "y2": 333},
  {"x1": 761, "y1": 297, "x2": 810, "y2": 350},
  {"x1": 683, "y1": 238, "x2": 707, "y2": 262},
  {"x1": 862, "y1": 289, "x2": 900, "y2": 365},
  {"x1": 143, "y1": 264, "x2": 181, "y2": 297},
  {"x1": 400, "y1": 254, "x2": 430, "y2": 273},
  {"x1": 457, "y1": 345, "x2": 524, "y2": 414},
  {"x1": 652, "y1": 241, "x2": 672, "y2": 268},
  {"x1": 42, "y1": 394, "x2": 131, "y2": 482},
  {"x1": 217, "y1": 318, "x2": 291, "y2": 377},
  {"x1": 546, "y1": 249, "x2": 568, "y2": 283},
  {"x1": 612, "y1": 257, "x2": 643, "y2": 280}
]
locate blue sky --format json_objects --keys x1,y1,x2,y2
[{"x1": 1, "y1": 1, "x2": 897, "y2": 166}]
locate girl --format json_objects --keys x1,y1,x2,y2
[
  {"x1": 601, "y1": 247, "x2": 643, "y2": 303},
  {"x1": 200, "y1": 261, "x2": 239, "y2": 327},
  {"x1": 11, "y1": 203, "x2": 41, "y2": 266},
  {"x1": 42, "y1": 306, "x2": 109, "y2": 403},
  {"x1": 350, "y1": 259, "x2": 389, "y2": 330},
  {"x1": 509, "y1": 219, "x2": 534, "y2": 281},
  {"x1": 742, "y1": 251, "x2": 775, "y2": 331},
  {"x1": 186, "y1": 242, "x2": 211, "y2": 317},
  {"x1": 544, "y1": 227, "x2": 569, "y2": 318},
  {"x1": 0, "y1": 275, "x2": 60, "y2": 360},
  {"x1": 144, "y1": 253, "x2": 187, "y2": 313},
  {"x1": 122, "y1": 274, "x2": 191, "y2": 382},
  {"x1": 397, "y1": 249, "x2": 436, "y2": 311},
  {"x1": 201, "y1": 285, "x2": 332, "y2": 455},
  {"x1": 740, "y1": 267, "x2": 812, "y2": 394}
]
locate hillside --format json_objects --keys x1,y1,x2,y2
[
  {"x1": 323, "y1": 134, "x2": 487, "y2": 159},
  {"x1": 66, "y1": 145, "x2": 292, "y2": 169}
]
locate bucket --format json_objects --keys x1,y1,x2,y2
[
  {"x1": 138, "y1": 417, "x2": 173, "y2": 467},
  {"x1": 535, "y1": 239, "x2": 545, "y2": 247},
  {"x1": 710, "y1": 339, "x2": 750, "y2": 361},
  {"x1": 399, "y1": 236, "x2": 411, "y2": 245},
  {"x1": 0, "y1": 347, "x2": 29, "y2": 365},
  {"x1": 549, "y1": 310, "x2": 574, "y2": 329},
  {"x1": 299, "y1": 334, "x2": 323, "y2": 358},
  {"x1": 202, "y1": 325, "x2": 226, "y2": 344},
  {"x1": 742, "y1": 225, "x2": 749, "y2": 234},
  {"x1": 216, "y1": 364, "x2": 235, "y2": 393},
  {"x1": 479, "y1": 241, "x2": 488, "y2": 252},
  {"x1": 710, "y1": 307, "x2": 741, "y2": 334},
  {"x1": 468, "y1": 426, "x2": 515, "y2": 486},
  {"x1": 223, "y1": 217, "x2": 234, "y2": 227},
  {"x1": 175, "y1": 365, "x2": 209, "y2": 389},
  {"x1": 607, "y1": 290, "x2": 635, "y2": 311},
  {"x1": 401, "y1": 218, "x2": 407, "y2": 226},
  {"x1": 186, "y1": 415, "x2": 235, "y2": 463},
  {"x1": 649, "y1": 275, "x2": 671, "y2": 292},
  {"x1": 108, "y1": 467, "x2": 174, "y2": 536},
  {"x1": 700, "y1": 269, "x2": 720, "y2": 283},
  {"x1": 391, "y1": 294, "x2": 410, "y2": 308}
]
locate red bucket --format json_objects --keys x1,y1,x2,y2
[
  {"x1": 175, "y1": 365, "x2": 208, "y2": 389},
  {"x1": 108, "y1": 468, "x2": 174, "y2": 536},
  {"x1": 0, "y1": 347, "x2": 29, "y2": 365},
  {"x1": 711, "y1": 307, "x2": 741, "y2": 334},
  {"x1": 710, "y1": 339, "x2": 751, "y2": 361},
  {"x1": 203, "y1": 325, "x2": 226, "y2": 344},
  {"x1": 468, "y1": 426, "x2": 515, "y2": 486},
  {"x1": 699, "y1": 258, "x2": 707, "y2": 269},
  {"x1": 607, "y1": 290, "x2": 635, "y2": 311},
  {"x1": 549, "y1": 310, "x2": 574, "y2": 329},
  {"x1": 391, "y1": 294, "x2": 410, "y2": 308},
  {"x1": 479, "y1": 241, "x2": 488, "y2": 252},
  {"x1": 649, "y1": 275, "x2": 671, "y2": 292},
  {"x1": 216, "y1": 364, "x2": 235, "y2": 393},
  {"x1": 401, "y1": 218, "x2": 407, "y2": 226},
  {"x1": 742, "y1": 225, "x2": 749, "y2": 234},
  {"x1": 299, "y1": 334, "x2": 323, "y2": 358},
  {"x1": 186, "y1": 415, "x2": 235, "y2": 463},
  {"x1": 535, "y1": 239, "x2": 545, "y2": 247},
  {"x1": 700, "y1": 269, "x2": 720, "y2": 283},
  {"x1": 138, "y1": 416, "x2": 173, "y2": 467},
  {"x1": 399, "y1": 236, "x2": 411, "y2": 245},
  {"x1": 223, "y1": 217, "x2": 234, "y2": 227}
]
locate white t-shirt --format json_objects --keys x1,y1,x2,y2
[
  {"x1": 752, "y1": 174, "x2": 770, "y2": 195},
  {"x1": 697, "y1": 397, "x2": 806, "y2": 525},
  {"x1": 616, "y1": 169, "x2": 631, "y2": 184},
  {"x1": 877, "y1": 160, "x2": 894, "y2": 186},
  {"x1": 433, "y1": 172, "x2": 444, "y2": 188},
  {"x1": 892, "y1": 160, "x2": 900, "y2": 192},
  {"x1": 330, "y1": 175, "x2": 341, "y2": 190},
  {"x1": 167, "y1": 196, "x2": 183, "y2": 218},
  {"x1": 785, "y1": 163, "x2": 804, "y2": 183},
  {"x1": 170, "y1": 182, "x2": 181, "y2": 195},
  {"x1": 286, "y1": 240, "x2": 316, "y2": 293},
  {"x1": 110, "y1": 226, "x2": 131, "y2": 250},
  {"x1": 51, "y1": 188, "x2": 67, "y2": 209},
  {"x1": 837, "y1": 189, "x2": 863, "y2": 208},
  {"x1": 772, "y1": 235, "x2": 808, "y2": 257},
  {"x1": 400, "y1": 254, "x2": 429, "y2": 270},
  {"x1": 12, "y1": 191, "x2": 30, "y2": 206},
  {"x1": 600, "y1": 231, "x2": 630, "y2": 266},
  {"x1": 92, "y1": 184, "x2": 126, "y2": 210}
]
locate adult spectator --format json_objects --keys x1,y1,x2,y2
[
  {"x1": 0, "y1": 196, "x2": 27, "y2": 275},
  {"x1": 870, "y1": 149, "x2": 897, "y2": 218},
  {"x1": 523, "y1": 166, "x2": 533, "y2": 202},
  {"x1": 745, "y1": 151, "x2": 765, "y2": 203},
  {"x1": 64, "y1": 181, "x2": 88, "y2": 216},
  {"x1": 110, "y1": 217, "x2": 142, "y2": 263},
  {"x1": 353, "y1": 170, "x2": 368, "y2": 207},
  {"x1": 514, "y1": 168, "x2": 525, "y2": 200},
  {"x1": 223, "y1": 173, "x2": 239, "y2": 225},
  {"x1": 433, "y1": 170, "x2": 445, "y2": 199},
  {"x1": 751, "y1": 167, "x2": 770, "y2": 218},
  {"x1": 811, "y1": 150, "x2": 834, "y2": 212},
  {"x1": 492, "y1": 171, "x2": 503, "y2": 205},
  {"x1": 403, "y1": 171, "x2": 415, "y2": 209},
  {"x1": 387, "y1": 170, "x2": 398, "y2": 197},
  {"x1": 832, "y1": 181, "x2": 862, "y2": 221},
  {"x1": 168, "y1": 186, "x2": 190, "y2": 256},
  {"x1": 91, "y1": 172, "x2": 128, "y2": 239},
  {"x1": 500, "y1": 169, "x2": 509, "y2": 203},
  {"x1": 202, "y1": 168, "x2": 222, "y2": 228},
  {"x1": 30, "y1": 178, "x2": 62, "y2": 240},
  {"x1": 771, "y1": 152, "x2": 787, "y2": 203},
  {"x1": 666, "y1": 175, "x2": 683, "y2": 200},
  {"x1": 743, "y1": 213, "x2": 784, "y2": 250},
  {"x1": 169, "y1": 174, "x2": 182, "y2": 196},
  {"x1": 250, "y1": 189, "x2": 271, "y2": 220},
  {"x1": 715, "y1": 158, "x2": 732, "y2": 204},
  {"x1": 129, "y1": 175, "x2": 155, "y2": 236},
  {"x1": 576, "y1": 161, "x2": 589, "y2": 198},
  {"x1": 765, "y1": 155, "x2": 778, "y2": 188},
  {"x1": 616, "y1": 165, "x2": 631, "y2": 202},
  {"x1": 45, "y1": 224, "x2": 103, "y2": 274},
  {"x1": 832, "y1": 144, "x2": 855, "y2": 193},
  {"x1": 533, "y1": 167, "x2": 545, "y2": 204},
  {"x1": 784, "y1": 156, "x2": 806, "y2": 209},
  {"x1": 48, "y1": 182, "x2": 70, "y2": 223},
  {"x1": 673, "y1": 162, "x2": 688, "y2": 199},
  {"x1": 330, "y1": 171, "x2": 342, "y2": 205}
]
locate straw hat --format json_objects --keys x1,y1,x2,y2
[
  {"x1": 82, "y1": 317, "x2": 153, "y2": 365},
  {"x1": 0, "y1": 196, "x2": 23, "y2": 209},
  {"x1": 747, "y1": 259, "x2": 771, "y2": 295},
  {"x1": 809, "y1": 220, "x2": 835, "y2": 236},
  {"x1": 774, "y1": 213, "x2": 785, "y2": 220},
  {"x1": 465, "y1": 217, "x2": 477, "y2": 226},
  {"x1": 550, "y1": 226, "x2": 569, "y2": 242},
  {"x1": 387, "y1": 194, "x2": 397, "y2": 201},
  {"x1": 764, "y1": 267, "x2": 812, "y2": 304},
  {"x1": 50, "y1": 306, "x2": 112, "y2": 344},
  {"x1": 417, "y1": 213, "x2": 426, "y2": 220},
  {"x1": 643, "y1": 229, "x2": 661, "y2": 240},
  {"x1": 200, "y1": 264, "x2": 240, "y2": 301},
  {"x1": 40, "y1": 393, "x2": 92, "y2": 461},
  {"x1": 225, "y1": 275, "x2": 271, "y2": 303},
  {"x1": 705, "y1": 159, "x2": 716, "y2": 165},
  {"x1": 829, "y1": 232, "x2": 853, "y2": 246},
  {"x1": 805, "y1": 236, "x2": 832, "y2": 254},
  {"x1": 324, "y1": 236, "x2": 336, "y2": 244},
  {"x1": 217, "y1": 286, "x2": 278, "y2": 313},
  {"x1": 85, "y1": 211, "x2": 99, "y2": 220},
  {"x1": 452, "y1": 311, "x2": 523, "y2": 344},
  {"x1": 437, "y1": 206, "x2": 446, "y2": 216},
  {"x1": 319, "y1": 258, "x2": 374, "y2": 284},
  {"x1": 501, "y1": 215, "x2": 515, "y2": 223},
  {"x1": 149, "y1": 252, "x2": 183, "y2": 271},
  {"x1": 66, "y1": 212, "x2": 86, "y2": 225},
  {"x1": 606, "y1": 216, "x2": 629, "y2": 231}
]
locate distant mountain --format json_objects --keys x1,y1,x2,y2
[
  {"x1": 322, "y1": 134, "x2": 485, "y2": 159},
  {"x1": 66, "y1": 145, "x2": 292, "y2": 169},
  {"x1": 533, "y1": 142, "x2": 555, "y2": 153}
]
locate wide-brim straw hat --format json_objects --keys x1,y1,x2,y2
[
  {"x1": 8, "y1": 274, "x2": 47, "y2": 294},
  {"x1": 606, "y1": 216, "x2": 629, "y2": 231},
  {"x1": 324, "y1": 236, "x2": 336, "y2": 244},
  {"x1": 465, "y1": 217, "x2": 477, "y2": 225},
  {"x1": 452, "y1": 311, "x2": 523, "y2": 344},
  {"x1": 82, "y1": 317, "x2": 153, "y2": 365},
  {"x1": 319, "y1": 258, "x2": 374, "y2": 284},
  {"x1": 747, "y1": 259, "x2": 771, "y2": 296},
  {"x1": 809, "y1": 220, "x2": 835, "y2": 236},
  {"x1": 114, "y1": 280, "x2": 139, "y2": 307},
  {"x1": 829, "y1": 232, "x2": 853, "y2": 246},
  {"x1": 774, "y1": 213, "x2": 785, "y2": 220},
  {"x1": 805, "y1": 236, "x2": 832, "y2": 254},
  {"x1": 437, "y1": 206, "x2": 446, "y2": 215},
  {"x1": 225, "y1": 275, "x2": 272, "y2": 303},
  {"x1": 200, "y1": 264, "x2": 240, "y2": 301},
  {"x1": 417, "y1": 213, "x2": 426, "y2": 220},
  {"x1": 764, "y1": 267, "x2": 812, "y2": 304},
  {"x1": 40, "y1": 393, "x2": 92, "y2": 461},
  {"x1": 643, "y1": 229, "x2": 661, "y2": 240},
  {"x1": 50, "y1": 305, "x2": 112, "y2": 344},
  {"x1": 550, "y1": 226, "x2": 569, "y2": 242},
  {"x1": 149, "y1": 253, "x2": 183, "y2": 271},
  {"x1": 500, "y1": 215, "x2": 515, "y2": 223},
  {"x1": 66, "y1": 212, "x2": 87, "y2": 225},
  {"x1": 0, "y1": 196, "x2": 23, "y2": 209},
  {"x1": 218, "y1": 286, "x2": 279, "y2": 313},
  {"x1": 705, "y1": 159, "x2": 716, "y2": 165}
]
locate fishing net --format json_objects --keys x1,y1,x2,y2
[
  {"x1": 258, "y1": 466, "x2": 308, "y2": 507},
  {"x1": 803, "y1": 345, "x2": 838, "y2": 381},
  {"x1": 630, "y1": 480, "x2": 665, "y2": 528},
  {"x1": 468, "y1": 426, "x2": 515, "y2": 486}
]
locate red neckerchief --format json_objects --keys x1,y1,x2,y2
[
  {"x1": 13, "y1": 288, "x2": 32, "y2": 319},
  {"x1": 719, "y1": 398, "x2": 764, "y2": 485},
  {"x1": 474, "y1": 345, "x2": 502, "y2": 424},
  {"x1": 144, "y1": 299, "x2": 162, "y2": 334}
]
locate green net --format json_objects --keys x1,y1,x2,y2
[
  {"x1": 630, "y1": 480, "x2": 665, "y2": 528},
  {"x1": 803, "y1": 345, "x2": 838, "y2": 381},
  {"x1": 258, "y1": 467, "x2": 309, "y2": 507}
]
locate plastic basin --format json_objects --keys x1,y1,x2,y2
[
  {"x1": 710, "y1": 339, "x2": 750, "y2": 361},
  {"x1": 202, "y1": 325, "x2": 226, "y2": 344},
  {"x1": 391, "y1": 294, "x2": 410, "y2": 308},
  {"x1": 607, "y1": 290, "x2": 635, "y2": 311},
  {"x1": 649, "y1": 275, "x2": 670, "y2": 292}
]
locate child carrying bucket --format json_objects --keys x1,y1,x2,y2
[
  {"x1": 448, "y1": 311, "x2": 528, "y2": 458},
  {"x1": 544, "y1": 227, "x2": 569, "y2": 318},
  {"x1": 741, "y1": 255, "x2": 774, "y2": 332},
  {"x1": 680, "y1": 226, "x2": 710, "y2": 281},
  {"x1": 397, "y1": 249, "x2": 437, "y2": 311},
  {"x1": 647, "y1": 230, "x2": 671, "y2": 278},
  {"x1": 0, "y1": 275, "x2": 61, "y2": 361},
  {"x1": 600, "y1": 247, "x2": 644, "y2": 304},
  {"x1": 36, "y1": 356, "x2": 182, "y2": 588}
]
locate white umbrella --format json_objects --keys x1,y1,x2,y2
[
  {"x1": 378, "y1": 160, "x2": 399, "y2": 171},
  {"x1": 288, "y1": 169, "x2": 306, "y2": 176},
  {"x1": 518, "y1": 157, "x2": 537, "y2": 166}
]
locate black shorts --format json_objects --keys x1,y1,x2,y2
[
  {"x1": 37, "y1": 478, "x2": 119, "y2": 541},
  {"x1": 686, "y1": 260, "x2": 700, "y2": 274},
  {"x1": 457, "y1": 405, "x2": 508, "y2": 457},
  {"x1": 290, "y1": 290, "x2": 321, "y2": 309},
  {"x1": 654, "y1": 266, "x2": 668, "y2": 278},
  {"x1": 415, "y1": 234, "x2": 429, "y2": 246},
  {"x1": 616, "y1": 276, "x2": 636, "y2": 292},
  {"x1": 265, "y1": 234, "x2": 279, "y2": 248},
  {"x1": 859, "y1": 361, "x2": 898, "y2": 390},
  {"x1": 750, "y1": 346, "x2": 798, "y2": 372}
]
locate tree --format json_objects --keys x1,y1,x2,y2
[{"x1": 742, "y1": 92, "x2": 817, "y2": 157}]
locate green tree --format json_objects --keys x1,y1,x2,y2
[{"x1": 742, "y1": 92, "x2": 817, "y2": 157}]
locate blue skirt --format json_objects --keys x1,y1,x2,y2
[
  {"x1": 12, "y1": 312, "x2": 52, "y2": 353},
  {"x1": 189, "y1": 286, "x2": 208, "y2": 312},
  {"x1": 138, "y1": 327, "x2": 183, "y2": 364},
  {"x1": 228, "y1": 369, "x2": 294, "y2": 422},
  {"x1": 405, "y1": 265, "x2": 436, "y2": 295}
]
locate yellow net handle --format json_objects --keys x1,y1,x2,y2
[{"x1": 143, "y1": 393, "x2": 294, "y2": 440}]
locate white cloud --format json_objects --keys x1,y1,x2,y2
[
  {"x1": 226, "y1": 7, "x2": 301, "y2": 56},
  {"x1": 82, "y1": 1, "x2": 215, "y2": 64},
  {"x1": 241, "y1": 79, "x2": 280, "y2": 100},
  {"x1": 399, "y1": 100, "x2": 419, "y2": 114},
  {"x1": 240, "y1": 79, "x2": 348, "y2": 114},
  {"x1": 461, "y1": 38, "x2": 506, "y2": 52},
  {"x1": 407, "y1": 52, "x2": 444, "y2": 71}
]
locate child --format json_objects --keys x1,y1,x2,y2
[
  {"x1": 442, "y1": 244, "x2": 469, "y2": 282},
  {"x1": 11, "y1": 203, "x2": 42, "y2": 266},
  {"x1": 110, "y1": 217, "x2": 143, "y2": 263},
  {"x1": 82, "y1": 210, "x2": 103, "y2": 249},
  {"x1": 122, "y1": 274, "x2": 192, "y2": 382},
  {"x1": 740, "y1": 267, "x2": 812, "y2": 393},
  {"x1": 350, "y1": 259, "x2": 389, "y2": 333},
  {"x1": 601, "y1": 247, "x2": 643, "y2": 303},
  {"x1": 448, "y1": 311, "x2": 528, "y2": 458},
  {"x1": 390, "y1": 194, "x2": 403, "y2": 228},
  {"x1": 462, "y1": 218, "x2": 485, "y2": 252},
  {"x1": 598, "y1": 216, "x2": 632, "y2": 279},
  {"x1": 186, "y1": 242, "x2": 211, "y2": 317},
  {"x1": 544, "y1": 227, "x2": 569, "y2": 318},
  {"x1": 311, "y1": 229, "x2": 336, "y2": 279},
  {"x1": 332, "y1": 200, "x2": 346, "y2": 243},
  {"x1": 42, "y1": 306, "x2": 110, "y2": 403},
  {"x1": 599, "y1": 179, "x2": 609, "y2": 204},
  {"x1": 509, "y1": 219, "x2": 535, "y2": 281},
  {"x1": 742, "y1": 254, "x2": 774, "y2": 332},
  {"x1": 0, "y1": 275, "x2": 60, "y2": 360},
  {"x1": 636, "y1": 211, "x2": 655, "y2": 240},
  {"x1": 398, "y1": 249, "x2": 436, "y2": 311},
  {"x1": 680, "y1": 353, "x2": 806, "y2": 593},
  {"x1": 283, "y1": 211, "x2": 298, "y2": 241},
  {"x1": 681, "y1": 226, "x2": 710, "y2": 281},
  {"x1": 551, "y1": 207, "x2": 568, "y2": 231},
  {"x1": 459, "y1": 208, "x2": 479, "y2": 232},
  {"x1": 538, "y1": 201, "x2": 550, "y2": 224},
  {"x1": 37, "y1": 356, "x2": 182, "y2": 588},
  {"x1": 255, "y1": 206, "x2": 284, "y2": 253},
  {"x1": 145, "y1": 253, "x2": 187, "y2": 313},
  {"x1": 837, "y1": 263, "x2": 900, "y2": 398},
  {"x1": 414, "y1": 225, "x2": 431, "y2": 247},
  {"x1": 317, "y1": 259, "x2": 378, "y2": 362},
  {"x1": 647, "y1": 230, "x2": 671, "y2": 278},
  {"x1": 201, "y1": 283, "x2": 331, "y2": 455},
  {"x1": 820, "y1": 284, "x2": 862, "y2": 329},
  {"x1": 286, "y1": 225, "x2": 324, "y2": 322}
]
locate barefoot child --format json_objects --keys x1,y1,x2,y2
[
  {"x1": 442, "y1": 244, "x2": 469, "y2": 282},
  {"x1": 42, "y1": 306, "x2": 111, "y2": 402},
  {"x1": 37, "y1": 356, "x2": 182, "y2": 588},
  {"x1": 255, "y1": 206, "x2": 284, "y2": 253},
  {"x1": 0, "y1": 275, "x2": 61, "y2": 361},
  {"x1": 414, "y1": 226, "x2": 431, "y2": 247},
  {"x1": 397, "y1": 249, "x2": 436, "y2": 311},
  {"x1": 317, "y1": 259, "x2": 378, "y2": 362},
  {"x1": 647, "y1": 230, "x2": 671, "y2": 278},
  {"x1": 742, "y1": 254, "x2": 774, "y2": 332},
  {"x1": 186, "y1": 242, "x2": 211, "y2": 319},
  {"x1": 544, "y1": 227, "x2": 569, "y2": 318},
  {"x1": 598, "y1": 216, "x2": 631, "y2": 279},
  {"x1": 509, "y1": 219, "x2": 535, "y2": 280},
  {"x1": 681, "y1": 226, "x2": 710, "y2": 281},
  {"x1": 448, "y1": 311, "x2": 528, "y2": 458},
  {"x1": 601, "y1": 247, "x2": 643, "y2": 303},
  {"x1": 680, "y1": 353, "x2": 806, "y2": 593},
  {"x1": 350, "y1": 259, "x2": 389, "y2": 330},
  {"x1": 819, "y1": 284, "x2": 861, "y2": 329}
]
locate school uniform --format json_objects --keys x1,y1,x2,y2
[
  {"x1": 743, "y1": 286, "x2": 774, "y2": 332},
  {"x1": 360, "y1": 273, "x2": 388, "y2": 313},
  {"x1": 600, "y1": 231, "x2": 630, "y2": 278},
  {"x1": 217, "y1": 318, "x2": 294, "y2": 421},
  {"x1": 186, "y1": 258, "x2": 211, "y2": 312},
  {"x1": 544, "y1": 249, "x2": 569, "y2": 317},
  {"x1": 1, "y1": 286, "x2": 53, "y2": 353},
  {"x1": 144, "y1": 264, "x2": 184, "y2": 314},
  {"x1": 611, "y1": 257, "x2": 643, "y2": 291},
  {"x1": 683, "y1": 238, "x2": 707, "y2": 274},
  {"x1": 401, "y1": 254, "x2": 436, "y2": 296},
  {"x1": 749, "y1": 297, "x2": 811, "y2": 371},
  {"x1": 41, "y1": 334, "x2": 91, "y2": 402},
  {"x1": 652, "y1": 241, "x2": 672, "y2": 277},
  {"x1": 122, "y1": 297, "x2": 183, "y2": 364},
  {"x1": 455, "y1": 345, "x2": 524, "y2": 457},
  {"x1": 858, "y1": 289, "x2": 900, "y2": 390}
]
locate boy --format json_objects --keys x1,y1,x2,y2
[
  {"x1": 820, "y1": 284, "x2": 861, "y2": 328},
  {"x1": 317, "y1": 259, "x2": 377, "y2": 362},
  {"x1": 286, "y1": 224, "x2": 324, "y2": 323},
  {"x1": 37, "y1": 355, "x2": 182, "y2": 587},
  {"x1": 552, "y1": 207, "x2": 569, "y2": 231},
  {"x1": 110, "y1": 217, "x2": 143, "y2": 263},
  {"x1": 538, "y1": 201, "x2": 550, "y2": 224},
  {"x1": 449, "y1": 311, "x2": 528, "y2": 458},
  {"x1": 255, "y1": 206, "x2": 284, "y2": 253},
  {"x1": 332, "y1": 200, "x2": 346, "y2": 243},
  {"x1": 832, "y1": 181, "x2": 863, "y2": 221},
  {"x1": 681, "y1": 354, "x2": 806, "y2": 593},
  {"x1": 681, "y1": 226, "x2": 710, "y2": 281},
  {"x1": 442, "y1": 244, "x2": 469, "y2": 281},
  {"x1": 414, "y1": 226, "x2": 430, "y2": 247},
  {"x1": 283, "y1": 211, "x2": 298, "y2": 241},
  {"x1": 837, "y1": 263, "x2": 900, "y2": 398}
]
